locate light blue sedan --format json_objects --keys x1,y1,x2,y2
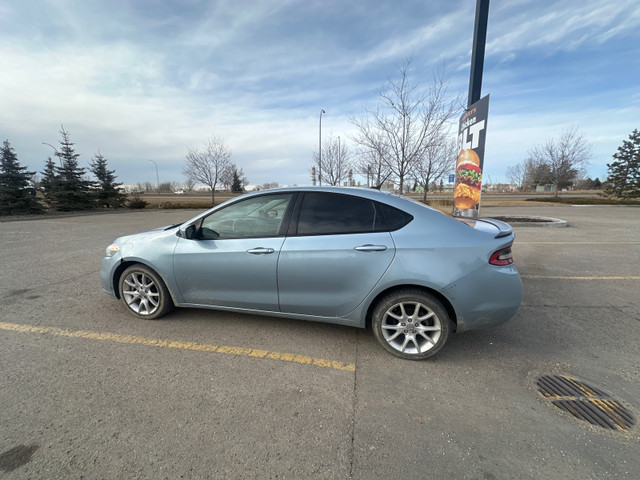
[{"x1": 101, "y1": 187, "x2": 522, "y2": 360}]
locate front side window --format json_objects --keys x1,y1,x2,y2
[
  {"x1": 296, "y1": 192, "x2": 384, "y2": 235},
  {"x1": 198, "y1": 193, "x2": 293, "y2": 239}
]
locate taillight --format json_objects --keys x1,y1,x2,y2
[{"x1": 490, "y1": 247, "x2": 513, "y2": 266}]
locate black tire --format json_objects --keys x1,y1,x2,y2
[
  {"x1": 118, "y1": 264, "x2": 173, "y2": 320},
  {"x1": 372, "y1": 289, "x2": 451, "y2": 360}
]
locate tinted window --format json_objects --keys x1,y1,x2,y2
[
  {"x1": 378, "y1": 202, "x2": 413, "y2": 231},
  {"x1": 297, "y1": 193, "x2": 380, "y2": 235},
  {"x1": 199, "y1": 193, "x2": 293, "y2": 239}
]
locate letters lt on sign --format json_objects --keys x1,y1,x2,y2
[{"x1": 453, "y1": 94, "x2": 489, "y2": 217}]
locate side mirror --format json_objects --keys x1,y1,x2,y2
[
  {"x1": 178, "y1": 224, "x2": 197, "y2": 240},
  {"x1": 185, "y1": 225, "x2": 197, "y2": 239}
]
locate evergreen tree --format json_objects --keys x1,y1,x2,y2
[
  {"x1": 90, "y1": 152, "x2": 125, "y2": 208},
  {"x1": 41, "y1": 156, "x2": 59, "y2": 207},
  {"x1": 0, "y1": 140, "x2": 43, "y2": 214},
  {"x1": 231, "y1": 168, "x2": 243, "y2": 193},
  {"x1": 228, "y1": 165, "x2": 247, "y2": 193},
  {"x1": 49, "y1": 126, "x2": 95, "y2": 211},
  {"x1": 605, "y1": 129, "x2": 640, "y2": 198}
]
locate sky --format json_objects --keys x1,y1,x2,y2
[{"x1": 1, "y1": 0, "x2": 638, "y2": 188}]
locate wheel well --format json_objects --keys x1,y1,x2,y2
[
  {"x1": 113, "y1": 261, "x2": 178, "y2": 308},
  {"x1": 365, "y1": 285, "x2": 458, "y2": 331},
  {"x1": 112, "y1": 261, "x2": 146, "y2": 299}
]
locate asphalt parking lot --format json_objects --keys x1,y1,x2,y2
[{"x1": 1, "y1": 204, "x2": 638, "y2": 479}]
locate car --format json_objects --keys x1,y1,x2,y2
[
  {"x1": 100, "y1": 187, "x2": 522, "y2": 360},
  {"x1": 174, "y1": 190, "x2": 185, "y2": 195}
]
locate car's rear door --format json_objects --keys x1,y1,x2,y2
[{"x1": 277, "y1": 192, "x2": 395, "y2": 317}]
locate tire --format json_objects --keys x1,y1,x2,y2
[
  {"x1": 118, "y1": 264, "x2": 173, "y2": 320},
  {"x1": 372, "y1": 289, "x2": 451, "y2": 360}
]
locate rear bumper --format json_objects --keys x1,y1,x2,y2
[{"x1": 443, "y1": 265, "x2": 522, "y2": 333}]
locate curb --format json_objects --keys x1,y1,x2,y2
[{"x1": 491, "y1": 216, "x2": 568, "y2": 227}]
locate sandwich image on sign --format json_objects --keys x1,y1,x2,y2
[{"x1": 453, "y1": 149, "x2": 482, "y2": 211}]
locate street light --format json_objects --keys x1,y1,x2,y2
[
  {"x1": 42, "y1": 142, "x2": 61, "y2": 166},
  {"x1": 319, "y1": 109, "x2": 325, "y2": 186},
  {"x1": 148, "y1": 160, "x2": 160, "y2": 192}
]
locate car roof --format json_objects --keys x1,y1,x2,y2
[
  {"x1": 245, "y1": 186, "x2": 439, "y2": 215},
  {"x1": 247, "y1": 185, "x2": 397, "y2": 203},
  {"x1": 182, "y1": 186, "x2": 442, "y2": 227}
]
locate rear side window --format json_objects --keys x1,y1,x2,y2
[
  {"x1": 378, "y1": 202, "x2": 413, "y2": 231},
  {"x1": 297, "y1": 192, "x2": 382, "y2": 235}
]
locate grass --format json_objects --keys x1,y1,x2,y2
[
  {"x1": 526, "y1": 197, "x2": 640, "y2": 205},
  {"x1": 129, "y1": 194, "x2": 227, "y2": 209}
]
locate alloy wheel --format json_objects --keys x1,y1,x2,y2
[
  {"x1": 380, "y1": 301, "x2": 442, "y2": 355},
  {"x1": 122, "y1": 271, "x2": 160, "y2": 316}
]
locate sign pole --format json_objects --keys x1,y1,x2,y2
[
  {"x1": 453, "y1": 0, "x2": 490, "y2": 218},
  {"x1": 468, "y1": 0, "x2": 490, "y2": 106}
]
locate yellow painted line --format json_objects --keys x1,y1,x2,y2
[
  {"x1": 522, "y1": 275, "x2": 640, "y2": 280},
  {"x1": 0, "y1": 322, "x2": 355, "y2": 372}
]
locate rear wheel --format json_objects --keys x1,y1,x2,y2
[
  {"x1": 372, "y1": 289, "x2": 451, "y2": 360},
  {"x1": 118, "y1": 265, "x2": 173, "y2": 320}
]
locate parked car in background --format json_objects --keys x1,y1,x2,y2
[
  {"x1": 101, "y1": 187, "x2": 522, "y2": 360},
  {"x1": 174, "y1": 190, "x2": 185, "y2": 195}
]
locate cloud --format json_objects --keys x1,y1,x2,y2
[
  {"x1": 353, "y1": 9, "x2": 469, "y2": 69},
  {"x1": 1, "y1": 0, "x2": 638, "y2": 187},
  {"x1": 487, "y1": 0, "x2": 640, "y2": 56}
]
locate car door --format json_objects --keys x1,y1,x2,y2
[
  {"x1": 277, "y1": 192, "x2": 395, "y2": 317},
  {"x1": 173, "y1": 193, "x2": 294, "y2": 310}
]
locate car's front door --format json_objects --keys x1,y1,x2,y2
[
  {"x1": 173, "y1": 193, "x2": 294, "y2": 310},
  {"x1": 277, "y1": 192, "x2": 395, "y2": 317}
]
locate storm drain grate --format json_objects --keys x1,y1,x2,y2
[{"x1": 536, "y1": 375, "x2": 635, "y2": 431}]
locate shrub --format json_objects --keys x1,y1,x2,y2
[{"x1": 127, "y1": 195, "x2": 148, "y2": 209}]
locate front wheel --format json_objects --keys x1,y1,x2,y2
[
  {"x1": 118, "y1": 265, "x2": 173, "y2": 320},
  {"x1": 372, "y1": 289, "x2": 451, "y2": 360}
]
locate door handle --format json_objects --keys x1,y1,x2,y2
[
  {"x1": 247, "y1": 247, "x2": 275, "y2": 255},
  {"x1": 354, "y1": 244, "x2": 387, "y2": 252}
]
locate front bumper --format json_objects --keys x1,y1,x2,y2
[{"x1": 100, "y1": 254, "x2": 121, "y2": 297}]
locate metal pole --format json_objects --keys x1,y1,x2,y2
[
  {"x1": 468, "y1": 0, "x2": 490, "y2": 107},
  {"x1": 319, "y1": 109, "x2": 325, "y2": 186},
  {"x1": 148, "y1": 160, "x2": 159, "y2": 192},
  {"x1": 42, "y1": 142, "x2": 61, "y2": 166}
]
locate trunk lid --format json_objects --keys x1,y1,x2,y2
[{"x1": 455, "y1": 217, "x2": 514, "y2": 238}]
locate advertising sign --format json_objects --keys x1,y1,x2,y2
[{"x1": 453, "y1": 94, "x2": 489, "y2": 217}]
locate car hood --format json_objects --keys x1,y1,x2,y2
[{"x1": 114, "y1": 224, "x2": 180, "y2": 245}]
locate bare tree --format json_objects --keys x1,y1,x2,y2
[
  {"x1": 528, "y1": 126, "x2": 592, "y2": 196},
  {"x1": 413, "y1": 135, "x2": 457, "y2": 201},
  {"x1": 184, "y1": 177, "x2": 196, "y2": 192},
  {"x1": 350, "y1": 59, "x2": 459, "y2": 193},
  {"x1": 522, "y1": 157, "x2": 551, "y2": 190},
  {"x1": 354, "y1": 142, "x2": 393, "y2": 188},
  {"x1": 506, "y1": 163, "x2": 526, "y2": 191},
  {"x1": 312, "y1": 135, "x2": 352, "y2": 186},
  {"x1": 183, "y1": 136, "x2": 231, "y2": 203}
]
